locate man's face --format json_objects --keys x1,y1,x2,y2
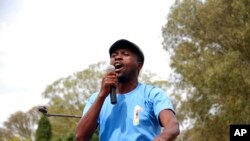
[{"x1": 110, "y1": 47, "x2": 142, "y2": 82}]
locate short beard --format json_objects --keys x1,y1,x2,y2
[
  {"x1": 118, "y1": 74, "x2": 129, "y2": 83},
  {"x1": 117, "y1": 70, "x2": 135, "y2": 83}
]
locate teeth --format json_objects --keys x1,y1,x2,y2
[{"x1": 114, "y1": 63, "x2": 122, "y2": 69}]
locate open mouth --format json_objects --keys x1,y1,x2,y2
[{"x1": 114, "y1": 63, "x2": 123, "y2": 72}]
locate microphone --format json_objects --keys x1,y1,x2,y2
[{"x1": 106, "y1": 65, "x2": 117, "y2": 104}]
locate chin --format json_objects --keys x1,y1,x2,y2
[{"x1": 117, "y1": 75, "x2": 127, "y2": 83}]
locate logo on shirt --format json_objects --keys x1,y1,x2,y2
[{"x1": 133, "y1": 105, "x2": 143, "y2": 126}]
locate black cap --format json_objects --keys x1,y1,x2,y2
[{"x1": 109, "y1": 39, "x2": 144, "y2": 64}]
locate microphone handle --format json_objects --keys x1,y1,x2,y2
[{"x1": 110, "y1": 87, "x2": 117, "y2": 104}]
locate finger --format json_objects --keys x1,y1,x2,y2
[
  {"x1": 103, "y1": 76, "x2": 117, "y2": 85},
  {"x1": 106, "y1": 71, "x2": 116, "y2": 75}
]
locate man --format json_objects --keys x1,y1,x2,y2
[{"x1": 76, "y1": 39, "x2": 180, "y2": 141}]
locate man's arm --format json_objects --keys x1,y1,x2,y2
[
  {"x1": 154, "y1": 109, "x2": 180, "y2": 141},
  {"x1": 75, "y1": 94, "x2": 105, "y2": 141},
  {"x1": 76, "y1": 71, "x2": 118, "y2": 141}
]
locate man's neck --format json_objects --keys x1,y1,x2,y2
[{"x1": 116, "y1": 79, "x2": 138, "y2": 94}]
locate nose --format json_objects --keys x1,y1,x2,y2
[{"x1": 114, "y1": 52, "x2": 122, "y2": 60}]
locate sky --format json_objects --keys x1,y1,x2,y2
[{"x1": 0, "y1": 0, "x2": 175, "y2": 126}]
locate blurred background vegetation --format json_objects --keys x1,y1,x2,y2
[{"x1": 0, "y1": 0, "x2": 249, "y2": 140}]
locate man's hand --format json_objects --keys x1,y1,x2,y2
[
  {"x1": 99, "y1": 71, "x2": 118, "y2": 98},
  {"x1": 153, "y1": 135, "x2": 168, "y2": 141}
]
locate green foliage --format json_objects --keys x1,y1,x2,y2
[
  {"x1": 41, "y1": 61, "x2": 107, "y2": 139},
  {"x1": 90, "y1": 130, "x2": 99, "y2": 141},
  {"x1": 162, "y1": 0, "x2": 250, "y2": 140},
  {"x1": 35, "y1": 115, "x2": 52, "y2": 141},
  {"x1": 0, "y1": 107, "x2": 40, "y2": 141},
  {"x1": 65, "y1": 132, "x2": 75, "y2": 141}
]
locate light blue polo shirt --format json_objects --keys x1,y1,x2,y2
[{"x1": 83, "y1": 83, "x2": 175, "y2": 141}]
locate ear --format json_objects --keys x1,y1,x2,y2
[{"x1": 137, "y1": 61, "x2": 143, "y2": 72}]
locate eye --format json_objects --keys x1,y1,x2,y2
[
  {"x1": 123, "y1": 51, "x2": 130, "y2": 56},
  {"x1": 111, "y1": 52, "x2": 117, "y2": 58}
]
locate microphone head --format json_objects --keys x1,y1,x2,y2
[
  {"x1": 106, "y1": 65, "x2": 115, "y2": 72},
  {"x1": 38, "y1": 106, "x2": 48, "y2": 114}
]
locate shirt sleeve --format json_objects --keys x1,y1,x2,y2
[
  {"x1": 149, "y1": 87, "x2": 175, "y2": 120},
  {"x1": 82, "y1": 92, "x2": 98, "y2": 115}
]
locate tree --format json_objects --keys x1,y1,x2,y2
[
  {"x1": 41, "y1": 61, "x2": 106, "y2": 139},
  {"x1": 2, "y1": 107, "x2": 40, "y2": 141},
  {"x1": 0, "y1": 128, "x2": 11, "y2": 141},
  {"x1": 162, "y1": 0, "x2": 250, "y2": 140},
  {"x1": 35, "y1": 115, "x2": 52, "y2": 141},
  {"x1": 65, "y1": 132, "x2": 76, "y2": 141}
]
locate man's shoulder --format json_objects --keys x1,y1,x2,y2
[
  {"x1": 138, "y1": 83, "x2": 154, "y2": 89},
  {"x1": 138, "y1": 83, "x2": 164, "y2": 93},
  {"x1": 137, "y1": 83, "x2": 167, "y2": 102}
]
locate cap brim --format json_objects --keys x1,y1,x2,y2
[{"x1": 109, "y1": 39, "x2": 144, "y2": 64}]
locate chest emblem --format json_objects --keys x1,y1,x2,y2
[{"x1": 133, "y1": 105, "x2": 143, "y2": 125}]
